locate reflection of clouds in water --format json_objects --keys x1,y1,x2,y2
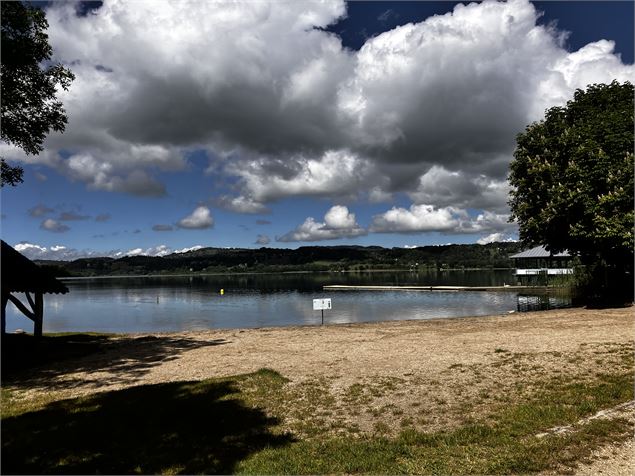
[
  {"x1": 287, "y1": 295, "x2": 325, "y2": 326},
  {"x1": 310, "y1": 291, "x2": 518, "y2": 325},
  {"x1": 281, "y1": 291, "x2": 519, "y2": 326},
  {"x1": 278, "y1": 292, "x2": 368, "y2": 326},
  {"x1": 47, "y1": 296, "x2": 64, "y2": 313},
  {"x1": 3, "y1": 280, "x2": 524, "y2": 333}
]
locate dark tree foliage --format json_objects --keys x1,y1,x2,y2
[
  {"x1": 1, "y1": 158, "x2": 24, "y2": 186},
  {"x1": 0, "y1": 1, "x2": 74, "y2": 186},
  {"x1": 36, "y1": 243, "x2": 524, "y2": 277},
  {"x1": 509, "y1": 81, "x2": 634, "y2": 302}
]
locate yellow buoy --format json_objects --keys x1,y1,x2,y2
[{"x1": 220, "y1": 289, "x2": 224, "y2": 295}]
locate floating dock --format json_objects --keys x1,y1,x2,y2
[{"x1": 322, "y1": 285, "x2": 551, "y2": 292}]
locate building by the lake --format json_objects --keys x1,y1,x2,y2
[{"x1": 510, "y1": 245, "x2": 573, "y2": 285}]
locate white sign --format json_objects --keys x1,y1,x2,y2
[{"x1": 313, "y1": 298, "x2": 332, "y2": 310}]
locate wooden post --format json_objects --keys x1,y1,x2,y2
[
  {"x1": 1, "y1": 292, "x2": 7, "y2": 335},
  {"x1": 34, "y1": 292, "x2": 43, "y2": 338},
  {"x1": 25, "y1": 291, "x2": 36, "y2": 311}
]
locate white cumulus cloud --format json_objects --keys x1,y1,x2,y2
[
  {"x1": 370, "y1": 205, "x2": 461, "y2": 233},
  {"x1": 177, "y1": 206, "x2": 214, "y2": 229},
  {"x1": 277, "y1": 205, "x2": 367, "y2": 242},
  {"x1": 324, "y1": 205, "x2": 357, "y2": 229},
  {"x1": 224, "y1": 149, "x2": 380, "y2": 208},
  {"x1": 370, "y1": 204, "x2": 516, "y2": 235}
]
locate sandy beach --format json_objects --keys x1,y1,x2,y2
[
  {"x1": 10, "y1": 306, "x2": 630, "y2": 392},
  {"x1": 4, "y1": 306, "x2": 634, "y2": 474}
]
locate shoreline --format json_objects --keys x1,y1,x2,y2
[
  {"x1": 31, "y1": 304, "x2": 583, "y2": 337},
  {"x1": 57, "y1": 267, "x2": 517, "y2": 280},
  {"x1": 12, "y1": 306, "x2": 631, "y2": 378},
  {"x1": 125, "y1": 304, "x2": 626, "y2": 342},
  {"x1": 323, "y1": 284, "x2": 566, "y2": 292},
  {"x1": 4, "y1": 306, "x2": 632, "y2": 414}
]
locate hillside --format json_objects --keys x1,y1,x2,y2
[{"x1": 35, "y1": 242, "x2": 523, "y2": 277}]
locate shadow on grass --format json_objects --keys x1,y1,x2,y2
[
  {"x1": 2, "y1": 371, "x2": 294, "y2": 475},
  {"x1": 1, "y1": 333, "x2": 228, "y2": 389}
]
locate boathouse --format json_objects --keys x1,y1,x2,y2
[
  {"x1": 510, "y1": 245, "x2": 573, "y2": 285},
  {"x1": 1, "y1": 240, "x2": 69, "y2": 337}
]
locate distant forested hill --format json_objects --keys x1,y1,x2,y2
[{"x1": 34, "y1": 242, "x2": 524, "y2": 277}]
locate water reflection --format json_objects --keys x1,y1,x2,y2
[
  {"x1": 516, "y1": 293, "x2": 572, "y2": 312},
  {"x1": 4, "y1": 271, "x2": 571, "y2": 333},
  {"x1": 58, "y1": 269, "x2": 516, "y2": 293}
]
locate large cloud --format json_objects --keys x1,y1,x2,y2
[
  {"x1": 2, "y1": 0, "x2": 632, "y2": 214},
  {"x1": 223, "y1": 149, "x2": 383, "y2": 204},
  {"x1": 370, "y1": 204, "x2": 514, "y2": 235},
  {"x1": 370, "y1": 205, "x2": 462, "y2": 233},
  {"x1": 277, "y1": 203, "x2": 514, "y2": 242},
  {"x1": 277, "y1": 205, "x2": 367, "y2": 242},
  {"x1": 2, "y1": 0, "x2": 350, "y2": 197},
  {"x1": 407, "y1": 166, "x2": 510, "y2": 213}
]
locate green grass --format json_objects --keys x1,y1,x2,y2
[
  {"x1": 237, "y1": 373, "x2": 633, "y2": 475},
  {"x1": 236, "y1": 417, "x2": 632, "y2": 475},
  {"x1": 2, "y1": 366, "x2": 632, "y2": 475}
]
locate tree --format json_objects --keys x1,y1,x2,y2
[
  {"x1": 508, "y1": 81, "x2": 634, "y2": 302},
  {"x1": 1, "y1": 1, "x2": 74, "y2": 186}
]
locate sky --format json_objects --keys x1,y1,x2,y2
[{"x1": 1, "y1": 0, "x2": 633, "y2": 260}]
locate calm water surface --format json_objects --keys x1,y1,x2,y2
[{"x1": 5, "y1": 271, "x2": 572, "y2": 333}]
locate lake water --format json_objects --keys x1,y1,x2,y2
[{"x1": 4, "y1": 271, "x2": 572, "y2": 333}]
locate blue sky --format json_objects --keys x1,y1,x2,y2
[{"x1": 1, "y1": 0, "x2": 633, "y2": 260}]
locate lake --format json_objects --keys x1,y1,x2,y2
[{"x1": 4, "y1": 271, "x2": 572, "y2": 333}]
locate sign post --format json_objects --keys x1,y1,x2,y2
[{"x1": 312, "y1": 298, "x2": 332, "y2": 325}]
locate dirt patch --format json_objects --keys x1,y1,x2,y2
[{"x1": 569, "y1": 439, "x2": 635, "y2": 476}]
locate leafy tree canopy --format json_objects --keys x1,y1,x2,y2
[
  {"x1": 0, "y1": 1, "x2": 74, "y2": 187},
  {"x1": 509, "y1": 81, "x2": 634, "y2": 299}
]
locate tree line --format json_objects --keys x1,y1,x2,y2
[{"x1": 37, "y1": 242, "x2": 524, "y2": 277}]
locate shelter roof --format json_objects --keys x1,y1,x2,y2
[
  {"x1": 1, "y1": 241, "x2": 69, "y2": 294},
  {"x1": 509, "y1": 245, "x2": 571, "y2": 259}
]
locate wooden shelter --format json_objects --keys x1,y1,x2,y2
[
  {"x1": 510, "y1": 245, "x2": 573, "y2": 285},
  {"x1": 1, "y1": 240, "x2": 68, "y2": 337}
]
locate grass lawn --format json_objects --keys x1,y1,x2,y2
[{"x1": 1, "y1": 332, "x2": 633, "y2": 474}]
